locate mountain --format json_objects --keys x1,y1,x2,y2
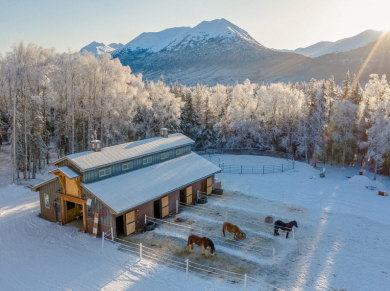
[
  {"x1": 120, "y1": 27, "x2": 191, "y2": 53},
  {"x1": 112, "y1": 19, "x2": 307, "y2": 85},
  {"x1": 276, "y1": 30, "x2": 383, "y2": 57},
  {"x1": 80, "y1": 42, "x2": 124, "y2": 57},
  {"x1": 80, "y1": 19, "x2": 389, "y2": 85},
  {"x1": 108, "y1": 43, "x2": 124, "y2": 50}
]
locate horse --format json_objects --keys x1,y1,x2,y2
[
  {"x1": 274, "y1": 220, "x2": 298, "y2": 238},
  {"x1": 186, "y1": 235, "x2": 215, "y2": 257},
  {"x1": 222, "y1": 222, "x2": 246, "y2": 240}
]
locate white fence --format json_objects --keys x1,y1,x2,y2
[{"x1": 101, "y1": 233, "x2": 284, "y2": 291}]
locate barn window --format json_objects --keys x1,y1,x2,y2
[
  {"x1": 161, "y1": 152, "x2": 169, "y2": 160},
  {"x1": 176, "y1": 148, "x2": 183, "y2": 156},
  {"x1": 99, "y1": 167, "x2": 111, "y2": 177},
  {"x1": 122, "y1": 161, "x2": 133, "y2": 171},
  {"x1": 143, "y1": 156, "x2": 152, "y2": 165},
  {"x1": 44, "y1": 194, "x2": 50, "y2": 208}
]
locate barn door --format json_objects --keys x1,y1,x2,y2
[
  {"x1": 186, "y1": 186, "x2": 193, "y2": 205},
  {"x1": 161, "y1": 196, "x2": 169, "y2": 218},
  {"x1": 207, "y1": 177, "x2": 212, "y2": 194},
  {"x1": 125, "y1": 211, "x2": 135, "y2": 235}
]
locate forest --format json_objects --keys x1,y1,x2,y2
[{"x1": 0, "y1": 42, "x2": 389, "y2": 182}]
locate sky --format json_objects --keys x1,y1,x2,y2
[{"x1": 1, "y1": 0, "x2": 390, "y2": 54}]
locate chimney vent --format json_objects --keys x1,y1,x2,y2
[
  {"x1": 160, "y1": 128, "x2": 168, "y2": 138},
  {"x1": 91, "y1": 130, "x2": 102, "y2": 152}
]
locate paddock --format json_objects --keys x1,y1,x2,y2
[{"x1": 113, "y1": 189, "x2": 308, "y2": 284}]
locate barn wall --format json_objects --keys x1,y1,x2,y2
[
  {"x1": 82, "y1": 188, "x2": 113, "y2": 233},
  {"x1": 39, "y1": 179, "x2": 62, "y2": 222},
  {"x1": 84, "y1": 145, "x2": 193, "y2": 183}
]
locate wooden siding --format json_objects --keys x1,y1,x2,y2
[
  {"x1": 84, "y1": 145, "x2": 192, "y2": 183},
  {"x1": 39, "y1": 179, "x2": 62, "y2": 222},
  {"x1": 82, "y1": 188, "x2": 113, "y2": 228}
]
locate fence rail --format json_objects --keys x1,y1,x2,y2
[
  {"x1": 101, "y1": 232, "x2": 284, "y2": 291},
  {"x1": 197, "y1": 149, "x2": 294, "y2": 175}
]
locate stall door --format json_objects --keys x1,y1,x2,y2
[
  {"x1": 161, "y1": 196, "x2": 169, "y2": 218},
  {"x1": 207, "y1": 177, "x2": 212, "y2": 194},
  {"x1": 186, "y1": 186, "x2": 193, "y2": 205},
  {"x1": 125, "y1": 211, "x2": 135, "y2": 235}
]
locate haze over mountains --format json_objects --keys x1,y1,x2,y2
[
  {"x1": 81, "y1": 19, "x2": 388, "y2": 85},
  {"x1": 274, "y1": 29, "x2": 383, "y2": 57}
]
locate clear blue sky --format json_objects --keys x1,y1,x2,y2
[{"x1": 1, "y1": 0, "x2": 390, "y2": 54}]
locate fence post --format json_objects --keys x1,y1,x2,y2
[
  {"x1": 252, "y1": 166, "x2": 253, "y2": 174},
  {"x1": 102, "y1": 231, "x2": 105, "y2": 248},
  {"x1": 145, "y1": 214, "x2": 147, "y2": 224},
  {"x1": 197, "y1": 190, "x2": 199, "y2": 200},
  {"x1": 186, "y1": 259, "x2": 189, "y2": 276},
  {"x1": 283, "y1": 191, "x2": 285, "y2": 203},
  {"x1": 244, "y1": 273, "x2": 247, "y2": 291},
  {"x1": 111, "y1": 227, "x2": 114, "y2": 242},
  {"x1": 273, "y1": 165, "x2": 274, "y2": 172},
  {"x1": 263, "y1": 165, "x2": 264, "y2": 174},
  {"x1": 176, "y1": 200, "x2": 179, "y2": 214},
  {"x1": 140, "y1": 243, "x2": 142, "y2": 261},
  {"x1": 282, "y1": 164, "x2": 283, "y2": 172},
  {"x1": 241, "y1": 166, "x2": 242, "y2": 174},
  {"x1": 273, "y1": 248, "x2": 275, "y2": 265},
  {"x1": 293, "y1": 227, "x2": 295, "y2": 241}
]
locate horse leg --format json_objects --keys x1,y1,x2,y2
[
  {"x1": 286, "y1": 231, "x2": 289, "y2": 239},
  {"x1": 204, "y1": 247, "x2": 209, "y2": 257},
  {"x1": 274, "y1": 228, "x2": 279, "y2": 236}
]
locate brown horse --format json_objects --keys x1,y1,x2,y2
[
  {"x1": 274, "y1": 220, "x2": 298, "y2": 238},
  {"x1": 222, "y1": 222, "x2": 246, "y2": 240},
  {"x1": 186, "y1": 235, "x2": 215, "y2": 257}
]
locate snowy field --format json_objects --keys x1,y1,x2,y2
[{"x1": 1, "y1": 149, "x2": 390, "y2": 290}]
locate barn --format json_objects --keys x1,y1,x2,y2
[{"x1": 31, "y1": 129, "x2": 221, "y2": 237}]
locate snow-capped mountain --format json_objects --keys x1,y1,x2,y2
[
  {"x1": 119, "y1": 27, "x2": 191, "y2": 53},
  {"x1": 276, "y1": 30, "x2": 383, "y2": 57},
  {"x1": 80, "y1": 42, "x2": 124, "y2": 57},
  {"x1": 111, "y1": 19, "x2": 290, "y2": 85},
  {"x1": 164, "y1": 19, "x2": 263, "y2": 51},
  {"x1": 80, "y1": 20, "x2": 390, "y2": 85}
]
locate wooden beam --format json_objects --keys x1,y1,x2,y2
[
  {"x1": 60, "y1": 196, "x2": 66, "y2": 225},
  {"x1": 76, "y1": 177, "x2": 82, "y2": 198},
  {"x1": 58, "y1": 193, "x2": 86, "y2": 205},
  {"x1": 82, "y1": 203, "x2": 87, "y2": 233}
]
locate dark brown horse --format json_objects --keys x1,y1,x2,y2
[
  {"x1": 274, "y1": 220, "x2": 298, "y2": 238},
  {"x1": 186, "y1": 235, "x2": 215, "y2": 257},
  {"x1": 222, "y1": 222, "x2": 246, "y2": 240}
]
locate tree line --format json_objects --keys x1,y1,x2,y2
[{"x1": 0, "y1": 42, "x2": 389, "y2": 182}]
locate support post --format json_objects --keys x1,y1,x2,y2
[
  {"x1": 145, "y1": 214, "x2": 147, "y2": 224},
  {"x1": 140, "y1": 243, "x2": 143, "y2": 261},
  {"x1": 273, "y1": 248, "x2": 275, "y2": 265},
  {"x1": 111, "y1": 227, "x2": 114, "y2": 242},
  {"x1": 176, "y1": 200, "x2": 179, "y2": 214},
  {"x1": 186, "y1": 259, "x2": 189, "y2": 276},
  {"x1": 244, "y1": 273, "x2": 247, "y2": 291},
  {"x1": 293, "y1": 227, "x2": 295, "y2": 241},
  {"x1": 102, "y1": 231, "x2": 105, "y2": 248},
  {"x1": 197, "y1": 190, "x2": 199, "y2": 200}
]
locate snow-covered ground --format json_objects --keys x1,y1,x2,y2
[{"x1": 1, "y1": 150, "x2": 390, "y2": 290}]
